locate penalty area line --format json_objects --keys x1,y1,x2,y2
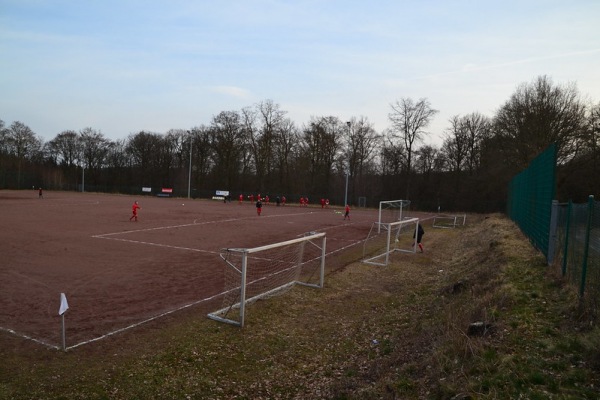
[{"x1": 92, "y1": 236, "x2": 220, "y2": 254}]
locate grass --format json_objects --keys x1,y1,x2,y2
[{"x1": 1, "y1": 214, "x2": 599, "y2": 399}]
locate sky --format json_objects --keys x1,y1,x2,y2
[{"x1": 1, "y1": 0, "x2": 599, "y2": 147}]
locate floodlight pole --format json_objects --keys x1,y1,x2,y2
[
  {"x1": 344, "y1": 121, "x2": 351, "y2": 207},
  {"x1": 187, "y1": 130, "x2": 192, "y2": 199}
]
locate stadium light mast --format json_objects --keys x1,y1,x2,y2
[
  {"x1": 344, "y1": 121, "x2": 351, "y2": 207},
  {"x1": 187, "y1": 130, "x2": 192, "y2": 199}
]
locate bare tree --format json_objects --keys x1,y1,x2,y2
[
  {"x1": 415, "y1": 145, "x2": 441, "y2": 176},
  {"x1": 210, "y1": 111, "x2": 245, "y2": 189},
  {"x1": 300, "y1": 116, "x2": 343, "y2": 196},
  {"x1": 493, "y1": 75, "x2": 587, "y2": 168},
  {"x1": 190, "y1": 125, "x2": 215, "y2": 191},
  {"x1": 462, "y1": 112, "x2": 492, "y2": 174},
  {"x1": 343, "y1": 117, "x2": 381, "y2": 201},
  {"x1": 272, "y1": 118, "x2": 298, "y2": 193},
  {"x1": 6, "y1": 121, "x2": 42, "y2": 188},
  {"x1": 48, "y1": 130, "x2": 81, "y2": 168},
  {"x1": 380, "y1": 132, "x2": 406, "y2": 176},
  {"x1": 441, "y1": 115, "x2": 469, "y2": 173},
  {"x1": 388, "y1": 98, "x2": 438, "y2": 198},
  {"x1": 243, "y1": 100, "x2": 287, "y2": 191}
]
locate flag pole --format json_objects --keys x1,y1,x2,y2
[
  {"x1": 59, "y1": 293, "x2": 69, "y2": 351},
  {"x1": 61, "y1": 314, "x2": 66, "y2": 351}
]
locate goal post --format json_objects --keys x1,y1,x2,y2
[
  {"x1": 378, "y1": 199, "x2": 411, "y2": 233},
  {"x1": 363, "y1": 217, "x2": 420, "y2": 266},
  {"x1": 208, "y1": 232, "x2": 326, "y2": 327}
]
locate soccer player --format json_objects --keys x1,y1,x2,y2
[
  {"x1": 129, "y1": 201, "x2": 141, "y2": 222},
  {"x1": 413, "y1": 224, "x2": 425, "y2": 253},
  {"x1": 344, "y1": 204, "x2": 350, "y2": 220},
  {"x1": 239, "y1": 193, "x2": 243, "y2": 204},
  {"x1": 38, "y1": 187, "x2": 43, "y2": 199},
  {"x1": 256, "y1": 199, "x2": 263, "y2": 216},
  {"x1": 249, "y1": 194, "x2": 254, "y2": 203}
]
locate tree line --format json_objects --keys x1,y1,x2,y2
[{"x1": 1, "y1": 76, "x2": 598, "y2": 212}]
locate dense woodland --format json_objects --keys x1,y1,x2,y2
[{"x1": 1, "y1": 76, "x2": 599, "y2": 212}]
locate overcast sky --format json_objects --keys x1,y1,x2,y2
[{"x1": 1, "y1": 0, "x2": 599, "y2": 147}]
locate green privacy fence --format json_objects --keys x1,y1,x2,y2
[
  {"x1": 508, "y1": 144, "x2": 557, "y2": 260},
  {"x1": 552, "y1": 197, "x2": 599, "y2": 306}
]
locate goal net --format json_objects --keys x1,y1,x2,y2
[
  {"x1": 378, "y1": 199, "x2": 411, "y2": 233},
  {"x1": 207, "y1": 232, "x2": 326, "y2": 327},
  {"x1": 433, "y1": 214, "x2": 466, "y2": 228},
  {"x1": 363, "y1": 217, "x2": 420, "y2": 266}
]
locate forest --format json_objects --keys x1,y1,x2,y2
[{"x1": 1, "y1": 76, "x2": 598, "y2": 212}]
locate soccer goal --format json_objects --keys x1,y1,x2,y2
[
  {"x1": 363, "y1": 217, "x2": 420, "y2": 266},
  {"x1": 207, "y1": 232, "x2": 326, "y2": 327},
  {"x1": 378, "y1": 199, "x2": 411, "y2": 233},
  {"x1": 358, "y1": 196, "x2": 367, "y2": 207},
  {"x1": 433, "y1": 214, "x2": 466, "y2": 229}
]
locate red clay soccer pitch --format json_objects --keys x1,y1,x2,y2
[{"x1": 0, "y1": 190, "x2": 388, "y2": 349}]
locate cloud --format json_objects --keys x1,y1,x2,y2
[{"x1": 210, "y1": 86, "x2": 252, "y2": 99}]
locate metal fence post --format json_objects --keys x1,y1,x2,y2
[
  {"x1": 547, "y1": 200, "x2": 559, "y2": 265},
  {"x1": 561, "y1": 200, "x2": 572, "y2": 277},
  {"x1": 579, "y1": 195, "x2": 595, "y2": 297}
]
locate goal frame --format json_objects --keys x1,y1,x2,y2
[
  {"x1": 207, "y1": 232, "x2": 326, "y2": 328},
  {"x1": 378, "y1": 199, "x2": 411, "y2": 233},
  {"x1": 433, "y1": 214, "x2": 466, "y2": 229},
  {"x1": 363, "y1": 217, "x2": 420, "y2": 266}
]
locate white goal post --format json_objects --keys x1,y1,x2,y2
[
  {"x1": 378, "y1": 199, "x2": 411, "y2": 233},
  {"x1": 363, "y1": 217, "x2": 420, "y2": 266},
  {"x1": 208, "y1": 232, "x2": 326, "y2": 327}
]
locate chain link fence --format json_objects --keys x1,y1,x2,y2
[
  {"x1": 508, "y1": 144, "x2": 557, "y2": 259},
  {"x1": 551, "y1": 197, "x2": 600, "y2": 314}
]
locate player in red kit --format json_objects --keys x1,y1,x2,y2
[
  {"x1": 256, "y1": 199, "x2": 263, "y2": 216},
  {"x1": 129, "y1": 201, "x2": 141, "y2": 222},
  {"x1": 344, "y1": 204, "x2": 350, "y2": 220},
  {"x1": 239, "y1": 194, "x2": 243, "y2": 204}
]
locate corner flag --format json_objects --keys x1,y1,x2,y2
[{"x1": 59, "y1": 293, "x2": 69, "y2": 315}]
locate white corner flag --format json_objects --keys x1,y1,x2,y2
[{"x1": 59, "y1": 293, "x2": 69, "y2": 315}]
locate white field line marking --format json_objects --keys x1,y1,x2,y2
[
  {"x1": 0, "y1": 326, "x2": 60, "y2": 350},
  {"x1": 95, "y1": 211, "x2": 315, "y2": 238},
  {"x1": 93, "y1": 236, "x2": 220, "y2": 254},
  {"x1": 8, "y1": 270, "x2": 54, "y2": 289},
  {"x1": 65, "y1": 287, "x2": 236, "y2": 350}
]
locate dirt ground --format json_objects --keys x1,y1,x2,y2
[{"x1": 0, "y1": 190, "x2": 434, "y2": 349}]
